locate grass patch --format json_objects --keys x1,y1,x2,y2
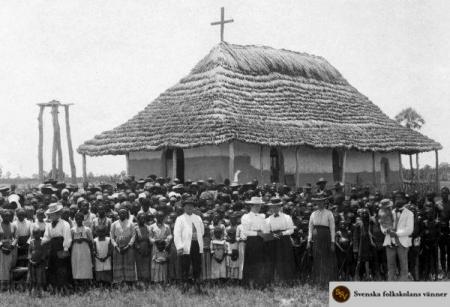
[{"x1": 0, "y1": 284, "x2": 328, "y2": 307}]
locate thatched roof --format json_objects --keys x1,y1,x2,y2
[{"x1": 78, "y1": 42, "x2": 441, "y2": 156}]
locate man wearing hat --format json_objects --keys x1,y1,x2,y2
[
  {"x1": 266, "y1": 197, "x2": 296, "y2": 283},
  {"x1": 42, "y1": 203, "x2": 72, "y2": 293},
  {"x1": 437, "y1": 186, "x2": 450, "y2": 278},
  {"x1": 174, "y1": 197, "x2": 204, "y2": 292},
  {"x1": 315, "y1": 178, "x2": 330, "y2": 197},
  {"x1": 381, "y1": 195, "x2": 414, "y2": 281}
]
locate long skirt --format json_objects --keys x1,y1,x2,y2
[
  {"x1": 201, "y1": 250, "x2": 212, "y2": 280},
  {"x1": 135, "y1": 251, "x2": 152, "y2": 282},
  {"x1": 112, "y1": 248, "x2": 136, "y2": 283},
  {"x1": 237, "y1": 241, "x2": 245, "y2": 280},
  {"x1": 47, "y1": 237, "x2": 71, "y2": 289},
  {"x1": 211, "y1": 257, "x2": 227, "y2": 279},
  {"x1": 168, "y1": 244, "x2": 181, "y2": 281},
  {"x1": 272, "y1": 235, "x2": 296, "y2": 282},
  {"x1": 0, "y1": 249, "x2": 15, "y2": 289},
  {"x1": 312, "y1": 226, "x2": 337, "y2": 286},
  {"x1": 151, "y1": 248, "x2": 168, "y2": 283},
  {"x1": 28, "y1": 263, "x2": 46, "y2": 286},
  {"x1": 71, "y1": 242, "x2": 93, "y2": 280},
  {"x1": 243, "y1": 236, "x2": 266, "y2": 285}
]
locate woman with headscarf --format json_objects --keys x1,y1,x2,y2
[
  {"x1": 0, "y1": 209, "x2": 18, "y2": 291},
  {"x1": 42, "y1": 203, "x2": 72, "y2": 293},
  {"x1": 307, "y1": 196, "x2": 337, "y2": 287},
  {"x1": 110, "y1": 205, "x2": 137, "y2": 286}
]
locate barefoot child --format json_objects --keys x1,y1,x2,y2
[{"x1": 28, "y1": 228, "x2": 47, "y2": 296}]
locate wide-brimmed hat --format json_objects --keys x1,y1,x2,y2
[
  {"x1": 245, "y1": 196, "x2": 265, "y2": 206},
  {"x1": 316, "y1": 178, "x2": 327, "y2": 185},
  {"x1": 45, "y1": 203, "x2": 63, "y2": 215},
  {"x1": 0, "y1": 186, "x2": 10, "y2": 194},
  {"x1": 41, "y1": 184, "x2": 58, "y2": 195},
  {"x1": 311, "y1": 196, "x2": 328, "y2": 203},
  {"x1": 379, "y1": 199, "x2": 393, "y2": 208},
  {"x1": 182, "y1": 197, "x2": 196, "y2": 207},
  {"x1": 268, "y1": 196, "x2": 282, "y2": 207}
]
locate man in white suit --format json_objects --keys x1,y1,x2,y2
[
  {"x1": 174, "y1": 197, "x2": 204, "y2": 291},
  {"x1": 381, "y1": 196, "x2": 414, "y2": 281}
]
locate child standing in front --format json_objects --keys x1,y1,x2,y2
[
  {"x1": 210, "y1": 226, "x2": 227, "y2": 282},
  {"x1": 93, "y1": 225, "x2": 112, "y2": 287},
  {"x1": 27, "y1": 228, "x2": 47, "y2": 297}
]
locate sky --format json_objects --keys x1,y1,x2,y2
[{"x1": 0, "y1": 0, "x2": 449, "y2": 177}]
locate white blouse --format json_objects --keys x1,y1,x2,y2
[
  {"x1": 241, "y1": 212, "x2": 269, "y2": 237},
  {"x1": 307, "y1": 209, "x2": 335, "y2": 243},
  {"x1": 42, "y1": 219, "x2": 72, "y2": 251},
  {"x1": 266, "y1": 213, "x2": 295, "y2": 235}
]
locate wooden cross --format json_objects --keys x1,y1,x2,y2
[{"x1": 210, "y1": 7, "x2": 233, "y2": 42}]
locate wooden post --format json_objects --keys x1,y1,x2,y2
[
  {"x1": 55, "y1": 106, "x2": 64, "y2": 180},
  {"x1": 229, "y1": 142, "x2": 234, "y2": 182},
  {"x1": 398, "y1": 152, "x2": 403, "y2": 183},
  {"x1": 50, "y1": 105, "x2": 58, "y2": 179},
  {"x1": 416, "y1": 153, "x2": 420, "y2": 182},
  {"x1": 435, "y1": 150, "x2": 440, "y2": 192},
  {"x1": 38, "y1": 105, "x2": 45, "y2": 181},
  {"x1": 125, "y1": 153, "x2": 130, "y2": 175},
  {"x1": 82, "y1": 154, "x2": 87, "y2": 183},
  {"x1": 260, "y1": 145, "x2": 263, "y2": 184},
  {"x1": 64, "y1": 105, "x2": 76, "y2": 183},
  {"x1": 295, "y1": 147, "x2": 300, "y2": 188},
  {"x1": 341, "y1": 150, "x2": 347, "y2": 184},
  {"x1": 409, "y1": 154, "x2": 414, "y2": 181},
  {"x1": 172, "y1": 149, "x2": 177, "y2": 180},
  {"x1": 372, "y1": 151, "x2": 376, "y2": 187}
]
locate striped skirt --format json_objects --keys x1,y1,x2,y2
[
  {"x1": 201, "y1": 250, "x2": 212, "y2": 280},
  {"x1": 112, "y1": 248, "x2": 137, "y2": 283},
  {"x1": 311, "y1": 225, "x2": 337, "y2": 286}
]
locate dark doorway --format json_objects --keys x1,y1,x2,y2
[
  {"x1": 175, "y1": 148, "x2": 185, "y2": 183},
  {"x1": 332, "y1": 149, "x2": 344, "y2": 182},
  {"x1": 164, "y1": 148, "x2": 184, "y2": 182},
  {"x1": 380, "y1": 157, "x2": 390, "y2": 184},
  {"x1": 270, "y1": 147, "x2": 284, "y2": 183}
]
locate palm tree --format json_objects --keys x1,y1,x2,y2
[{"x1": 395, "y1": 108, "x2": 425, "y2": 181}]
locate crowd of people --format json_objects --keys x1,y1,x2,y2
[{"x1": 0, "y1": 175, "x2": 449, "y2": 296}]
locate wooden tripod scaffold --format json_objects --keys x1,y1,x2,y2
[{"x1": 37, "y1": 100, "x2": 76, "y2": 183}]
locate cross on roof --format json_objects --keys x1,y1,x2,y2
[{"x1": 210, "y1": 7, "x2": 234, "y2": 42}]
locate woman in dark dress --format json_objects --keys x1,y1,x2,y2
[{"x1": 307, "y1": 197, "x2": 337, "y2": 287}]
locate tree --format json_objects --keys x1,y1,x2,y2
[{"x1": 395, "y1": 107, "x2": 425, "y2": 180}]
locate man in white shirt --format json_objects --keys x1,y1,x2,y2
[
  {"x1": 381, "y1": 196, "x2": 414, "y2": 281},
  {"x1": 174, "y1": 197, "x2": 204, "y2": 292}
]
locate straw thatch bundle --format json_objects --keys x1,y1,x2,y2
[{"x1": 78, "y1": 42, "x2": 441, "y2": 156}]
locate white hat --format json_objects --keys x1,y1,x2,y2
[
  {"x1": 138, "y1": 193, "x2": 147, "y2": 199},
  {"x1": 45, "y1": 203, "x2": 63, "y2": 215},
  {"x1": 245, "y1": 196, "x2": 265, "y2": 205}
]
